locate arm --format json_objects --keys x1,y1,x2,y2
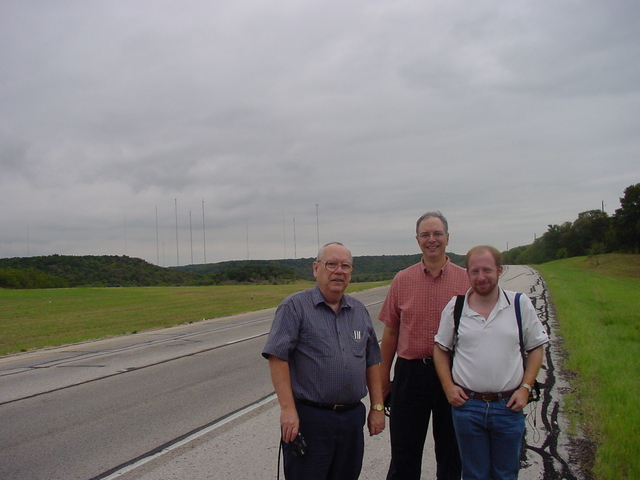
[
  {"x1": 507, "y1": 345, "x2": 544, "y2": 411},
  {"x1": 379, "y1": 325, "x2": 399, "y2": 400},
  {"x1": 433, "y1": 344, "x2": 468, "y2": 406},
  {"x1": 365, "y1": 364, "x2": 385, "y2": 436},
  {"x1": 268, "y1": 355, "x2": 299, "y2": 442}
]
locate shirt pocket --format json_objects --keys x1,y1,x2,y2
[{"x1": 348, "y1": 331, "x2": 367, "y2": 357}]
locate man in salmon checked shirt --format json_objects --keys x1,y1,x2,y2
[{"x1": 379, "y1": 211, "x2": 470, "y2": 480}]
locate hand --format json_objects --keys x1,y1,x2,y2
[
  {"x1": 280, "y1": 407, "x2": 300, "y2": 443},
  {"x1": 507, "y1": 388, "x2": 529, "y2": 412},
  {"x1": 444, "y1": 384, "x2": 468, "y2": 407},
  {"x1": 367, "y1": 409, "x2": 385, "y2": 436}
]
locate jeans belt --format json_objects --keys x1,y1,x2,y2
[
  {"x1": 463, "y1": 388, "x2": 518, "y2": 402},
  {"x1": 295, "y1": 398, "x2": 361, "y2": 412}
]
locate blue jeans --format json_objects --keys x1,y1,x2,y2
[
  {"x1": 282, "y1": 402, "x2": 365, "y2": 480},
  {"x1": 452, "y1": 398, "x2": 525, "y2": 480}
]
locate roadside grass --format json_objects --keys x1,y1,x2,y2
[
  {"x1": 0, "y1": 281, "x2": 387, "y2": 357},
  {"x1": 535, "y1": 254, "x2": 640, "y2": 480}
]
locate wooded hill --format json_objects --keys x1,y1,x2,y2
[{"x1": 0, "y1": 252, "x2": 466, "y2": 289}]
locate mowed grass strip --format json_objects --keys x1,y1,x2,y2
[
  {"x1": 0, "y1": 281, "x2": 386, "y2": 356},
  {"x1": 536, "y1": 254, "x2": 640, "y2": 480}
]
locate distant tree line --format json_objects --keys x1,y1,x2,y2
[
  {"x1": 0, "y1": 252, "x2": 458, "y2": 289},
  {"x1": 0, "y1": 267, "x2": 66, "y2": 289},
  {"x1": 0, "y1": 255, "x2": 196, "y2": 289},
  {"x1": 503, "y1": 183, "x2": 640, "y2": 265},
  {"x1": 194, "y1": 264, "x2": 297, "y2": 285},
  {"x1": 181, "y1": 253, "x2": 466, "y2": 283}
]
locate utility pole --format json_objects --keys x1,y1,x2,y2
[
  {"x1": 293, "y1": 217, "x2": 297, "y2": 259},
  {"x1": 189, "y1": 210, "x2": 194, "y2": 265},
  {"x1": 155, "y1": 207, "x2": 160, "y2": 265},
  {"x1": 283, "y1": 208, "x2": 287, "y2": 259},
  {"x1": 315, "y1": 203, "x2": 320, "y2": 252},
  {"x1": 202, "y1": 200, "x2": 207, "y2": 264},
  {"x1": 175, "y1": 199, "x2": 179, "y2": 267},
  {"x1": 246, "y1": 219, "x2": 250, "y2": 260}
]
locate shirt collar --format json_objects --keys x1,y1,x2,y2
[
  {"x1": 464, "y1": 286, "x2": 510, "y2": 308},
  {"x1": 497, "y1": 287, "x2": 511, "y2": 310},
  {"x1": 311, "y1": 285, "x2": 351, "y2": 310},
  {"x1": 422, "y1": 256, "x2": 451, "y2": 277}
]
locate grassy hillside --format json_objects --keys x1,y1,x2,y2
[
  {"x1": 540, "y1": 252, "x2": 640, "y2": 279},
  {"x1": 535, "y1": 253, "x2": 639, "y2": 479}
]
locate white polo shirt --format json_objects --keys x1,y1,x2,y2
[{"x1": 435, "y1": 288, "x2": 549, "y2": 393}]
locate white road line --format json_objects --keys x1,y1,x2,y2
[{"x1": 100, "y1": 394, "x2": 277, "y2": 479}]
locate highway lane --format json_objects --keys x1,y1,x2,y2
[{"x1": 0, "y1": 286, "x2": 389, "y2": 480}]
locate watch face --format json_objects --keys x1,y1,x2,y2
[{"x1": 372, "y1": 404, "x2": 384, "y2": 411}]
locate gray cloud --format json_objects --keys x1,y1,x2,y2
[{"x1": 1, "y1": 0, "x2": 638, "y2": 265}]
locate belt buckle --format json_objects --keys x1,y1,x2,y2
[
  {"x1": 333, "y1": 404, "x2": 344, "y2": 410},
  {"x1": 481, "y1": 393, "x2": 493, "y2": 402}
]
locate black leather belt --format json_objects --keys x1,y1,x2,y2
[
  {"x1": 295, "y1": 399, "x2": 361, "y2": 412},
  {"x1": 463, "y1": 388, "x2": 518, "y2": 402},
  {"x1": 407, "y1": 357, "x2": 433, "y2": 364}
]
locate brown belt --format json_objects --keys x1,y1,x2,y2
[{"x1": 463, "y1": 388, "x2": 518, "y2": 402}]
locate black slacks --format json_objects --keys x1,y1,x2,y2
[{"x1": 386, "y1": 357, "x2": 461, "y2": 480}]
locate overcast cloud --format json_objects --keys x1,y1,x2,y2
[{"x1": 1, "y1": 0, "x2": 638, "y2": 266}]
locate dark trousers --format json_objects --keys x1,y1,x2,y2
[
  {"x1": 283, "y1": 402, "x2": 366, "y2": 480},
  {"x1": 387, "y1": 357, "x2": 461, "y2": 480}
]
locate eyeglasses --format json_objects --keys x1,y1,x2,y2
[
  {"x1": 418, "y1": 231, "x2": 446, "y2": 239},
  {"x1": 317, "y1": 261, "x2": 353, "y2": 273}
]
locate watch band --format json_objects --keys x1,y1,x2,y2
[{"x1": 371, "y1": 403, "x2": 384, "y2": 411}]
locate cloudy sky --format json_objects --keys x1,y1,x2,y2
[{"x1": 1, "y1": 0, "x2": 638, "y2": 267}]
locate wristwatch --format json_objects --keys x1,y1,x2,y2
[
  {"x1": 371, "y1": 404, "x2": 384, "y2": 412},
  {"x1": 520, "y1": 383, "x2": 533, "y2": 392}
]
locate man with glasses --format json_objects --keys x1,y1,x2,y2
[
  {"x1": 263, "y1": 242, "x2": 385, "y2": 480},
  {"x1": 380, "y1": 212, "x2": 470, "y2": 480}
]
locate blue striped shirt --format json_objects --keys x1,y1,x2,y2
[{"x1": 262, "y1": 286, "x2": 382, "y2": 404}]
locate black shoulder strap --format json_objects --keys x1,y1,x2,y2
[
  {"x1": 453, "y1": 294, "x2": 465, "y2": 336},
  {"x1": 514, "y1": 292, "x2": 525, "y2": 364},
  {"x1": 514, "y1": 292, "x2": 541, "y2": 400}
]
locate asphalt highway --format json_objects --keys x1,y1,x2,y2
[{"x1": 0, "y1": 268, "x2": 585, "y2": 479}]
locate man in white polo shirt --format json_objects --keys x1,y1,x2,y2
[{"x1": 433, "y1": 245, "x2": 548, "y2": 480}]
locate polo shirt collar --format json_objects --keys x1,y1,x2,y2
[
  {"x1": 497, "y1": 287, "x2": 511, "y2": 311},
  {"x1": 463, "y1": 287, "x2": 511, "y2": 308}
]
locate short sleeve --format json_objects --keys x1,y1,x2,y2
[{"x1": 434, "y1": 295, "x2": 458, "y2": 351}]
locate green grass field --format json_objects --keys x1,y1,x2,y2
[
  {"x1": 535, "y1": 254, "x2": 640, "y2": 480},
  {"x1": 0, "y1": 281, "x2": 387, "y2": 357}
]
